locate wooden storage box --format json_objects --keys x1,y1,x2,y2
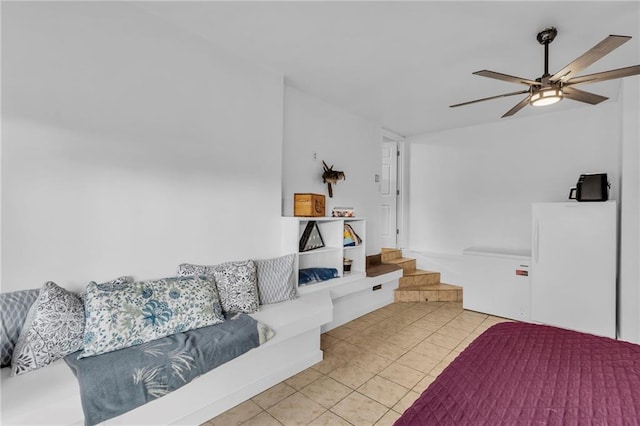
[{"x1": 294, "y1": 193, "x2": 326, "y2": 217}]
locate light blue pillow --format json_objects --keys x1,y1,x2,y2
[{"x1": 80, "y1": 276, "x2": 224, "y2": 358}]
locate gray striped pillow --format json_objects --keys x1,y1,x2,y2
[
  {"x1": 254, "y1": 254, "x2": 298, "y2": 305},
  {"x1": 0, "y1": 289, "x2": 40, "y2": 368}
]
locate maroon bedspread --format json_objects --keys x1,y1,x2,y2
[{"x1": 396, "y1": 322, "x2": 640, "y2": 425}]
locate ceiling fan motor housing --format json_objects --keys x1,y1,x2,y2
[
  {"x1": 537, "y1": 27, "x2": 558, "y2": 45},
  {"x1": 533, "y1": 27, "x2": 563, "y2": 108}
]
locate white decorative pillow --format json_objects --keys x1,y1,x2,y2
[
  {"x1": 254, "y1": 254, "x2": 298, "y2": 305},
  {"x1": 176, "y1": 263, "x2": 211, "y2": 278},
  {"x1": 211, "y1": 261, "x2": 259, "y2": 314},
  {"x1": 80, "y1": 276, "x2": 224, "y2": 358},
  {"x1": 11, "y1": 282, "x2": 84, "y2": 375}
]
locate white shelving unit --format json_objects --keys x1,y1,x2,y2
[
  {"x1": 281, "y1": 216, "x2": 401, "y2": 332},
  {"x1": 281, "y1": 217, "x2": 366, "y2": 293},
  {"x1": 343, "y1": 218, "x2": 366, "y2": 274}
]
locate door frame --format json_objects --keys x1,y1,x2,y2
[{"x1": 382, "y1": 129, "x2": 407, "y2": 248}]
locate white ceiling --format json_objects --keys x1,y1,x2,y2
[{"x1": 137, "y1": 1, "x2": 640, "y2": 137}]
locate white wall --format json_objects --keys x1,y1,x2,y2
[
  {"x1": 407, "y1": 103, "x2": 620, "y2": 255},
  {"x1": 1, "y1": 3, "x2": 284, "y2": 292},
  {"x1": 282, "y1": 86, "x2": 383, "y2": 254},
  {"x1": 617, "y1": 11, "x2": 640, "y2": 343},
  {"x1": 619, "y1": 77, "x2": 640, "y2": 343}
]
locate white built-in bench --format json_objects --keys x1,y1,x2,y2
[
  {"x1": 1, "y1": 291, "x2": 332, "y2": 425},
  {"x1": 1, "y1": 269, "x2": 401, "y2": 425}
]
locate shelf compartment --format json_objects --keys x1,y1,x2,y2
[
  {"x1": 297, "y1": 272, "x2": 367, "y2": 295},
  {"x1": 298, "y1": 220, "x2": 343, "y2": 251},
  {"x1": 299, "y1": 247, "x2": 341, "y2": 256},
  {"x1": 282, "y1": 216, "x2": 366, "y2": 287},
  {"x1": 297, "y1": 249, "x2": 342, "y2": 275}
]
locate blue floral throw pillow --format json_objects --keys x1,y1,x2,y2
[{"x1": 80, "y1": 276, "x2": 224, "y2": 358}]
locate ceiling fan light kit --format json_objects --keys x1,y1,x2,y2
[
  {"x1": 530, "y1": 87, "x2": 563, "y2": 106},
  {"x1": 451, "y1": 26, "x2": 640, "y2": 117}
]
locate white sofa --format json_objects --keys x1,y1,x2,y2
[{"x1": 0, "y1": 290, "x2": 332, "y2": 425}]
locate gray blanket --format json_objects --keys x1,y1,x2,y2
[{"x1": 64, "y1": 314, "x2": 273, "y2": 426}]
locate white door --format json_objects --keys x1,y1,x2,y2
[{"x1": 380, "y1": 141, "x2": 398, "y2": 248}]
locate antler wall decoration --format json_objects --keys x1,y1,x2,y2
[{"x1": 321, "y1": 161, "x2": 345, "y2": 198}]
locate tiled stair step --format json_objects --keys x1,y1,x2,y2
[
  {"x1": 365, "y1": 254, "x2": 403, "y2": 277},
  {"x1": 382, "y1": 257, "x2": 416, "y2": 273},
  {"x1": 394, "y1": 283, "x2": 463, "y2": 303},
  {"x1": 381, "y1": 248, "x2": 402, "y2": 262},
  {"x1": 399, "y1": 269, "x2": 441, "y2": 287},
  {"x1": 398, "y1": 283, "x2": 461, "y2": 291}
]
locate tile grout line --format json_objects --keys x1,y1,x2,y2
[{"x1": 213, "y1": 302, "x2": 512, "y2": 426}]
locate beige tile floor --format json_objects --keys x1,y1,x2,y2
[{"x1": 203, "y1": 301, "x2": 511, "y2": 426}]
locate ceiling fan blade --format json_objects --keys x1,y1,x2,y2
[
  {"x1": 562, "y1": 86, "x2": 608, "y2": 105},
  {"x1": 502, "y1": 95, "x2": 532, "y2": 118},
  {"x1": 564, "y1": 64, "x2": 640, "y2": 86},
  {"x1": 450, "y1": 90, "x2": 530, "y2": 108},
  {"x1": 550, "y1": 35, "x2": 631, "y2": 82},
  {"x1": 474, "y1": 70, "x2": 541, "y2": 86}
]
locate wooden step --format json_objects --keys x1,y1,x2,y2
[
  {"x1": 398, "y1": 282, "x2": 461, "y2": 291},
  {"x1": 365, "y1": 254, "x2": 402, "y2": 277},
  {"x1": 382, "y1": 257, "x2": 416, "y2": 273},
  {"x1": 381, "y1": 248, "x2": 402, "y2": 262},
  {"x1": 399, "y1": 269, "x2": 440, "y2": 287},
  {"x1": 394, "y1": 283, "x2": 463, "y2": 303}
]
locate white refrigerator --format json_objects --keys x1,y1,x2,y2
[{"x1": 531, "y1": 201, "x2": 616, "y2": 338}]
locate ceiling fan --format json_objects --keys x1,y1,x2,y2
[{"x1": 450, "y1": 27, "x2": 640, "y2": 117}]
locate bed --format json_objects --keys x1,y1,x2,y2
[{"x1": 395, "y1": 322, "x2": 640, "y2": 425}]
